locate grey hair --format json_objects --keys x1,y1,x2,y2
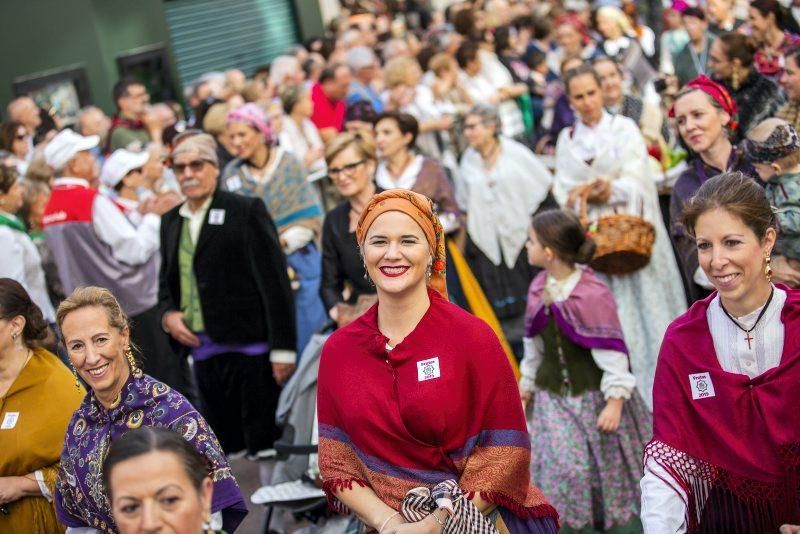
[{"x1": 466, "y1": 103, "x2": 502, "y2": 136}]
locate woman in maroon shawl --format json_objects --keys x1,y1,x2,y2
[
  {"x1": 642, "y1": 172, "x2": 800, "y2": 532},
  {"x1": 317, "y1": 189, "x2": 558, "y2": 533}
]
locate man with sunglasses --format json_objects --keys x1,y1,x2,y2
[
  {"x1": 42, "y1": 129, "x2": 190, "y2": 395},
  {"x1": 158, "y1": 133, "x2": 296, "y2": 463}
]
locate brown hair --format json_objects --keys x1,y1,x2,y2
[
  {"x1": 374, "y1": 111, "x2": 420, "y2": 147},
  {"x1": 716, "y1": 32, "x2": 758, "y2": 69},
  {"x1": 564, "y1": 63, "x2": 602, "y2": 96},
  {"x1": 0, "y1": 278, "x2": 49, "y2": 345},
  {"x1": 428, "y1": 53, "x2": 457, "y2": 76},
  {"x1": 681, "y1": 171, "x2": 775, "y2": 239},
  {"x1": 0, "y1": 121, "x2": 24, "y2": 153},
  {"x1": 532, "y1": 209, "x2": 596, "y2": 265},
  {"x1": 0, "y1": 162, "x2": 19, "y2": 194},
  {"x1": 324, "y1": 131, "x2": 377, "y2": 166},
  {"x1": 24, "y1": 157, "x2": 54, "y2": 185}
]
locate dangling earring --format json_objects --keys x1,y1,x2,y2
[
  {"x1": 732, "y1": 66, "x2": 740, "y2": 91},
  {"x1": 202, "y1": 515, "x2": 214, "y2": 534},
  {"x1": 125, "y1": 345, "x2": 143, "y2": 379},
  {"x1": 426, "y1": 261, "x2": 433, "y2": 279},
  {"x1": 765, "y1": 254, "x2": 773, "y2": 282},
  {"x1": 71, "y1": 365, "x2": 82, "y2": 390}
]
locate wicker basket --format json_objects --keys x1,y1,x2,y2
[{"x1": 578, "y1": 183, "x2": 656, "y2": 275}]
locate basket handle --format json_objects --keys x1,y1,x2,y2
[{"x1": 577, "y1": 182, "x2": 593, "y2": 227}]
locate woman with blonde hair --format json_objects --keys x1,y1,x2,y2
[
  {"x1": 54, "y1": 286, "x2": 247, "y2": 532},
  {"x1": 320, "y1": 132, "x2": 379, "y2": 326},
  {"x1": 594, "y1": 5, "x2": 657, "y2": 96}
]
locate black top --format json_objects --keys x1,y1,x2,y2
[
  {"x1": 320, "y1": 200, "x2": 377, "y2": 311},
  {"x1": 159, "y1": 188, "x2": 296, "y2": 351}
]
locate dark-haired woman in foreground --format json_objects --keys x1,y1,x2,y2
[
  {"x1": 103, "y1": 426, "x2": 214, "y2": 534},
  {"x1": 642, "y1": 172, "x2": 800, "y2": 532},
  {"x1": 0, "y1": 279, "x2": 83, "y2": 532},
  {"x1": 520, "y1": 211, "x2": 650, "y2": 532}
]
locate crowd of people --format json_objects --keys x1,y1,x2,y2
[{"x1": 3, "y1": 0, "x2": 800, "y2": 531}]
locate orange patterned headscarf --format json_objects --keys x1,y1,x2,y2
[{"x1": 356, "y1": 189, "x2": 448, "y2": 299}]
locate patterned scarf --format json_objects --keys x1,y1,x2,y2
[{"x1": 744, "y1": 123, "x2": 800, "y2": 163}]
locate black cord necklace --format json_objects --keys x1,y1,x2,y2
[{"x1": 718, "y1": 286, "x2": 774, "y2": 350}]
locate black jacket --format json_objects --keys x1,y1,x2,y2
[{"x1": 159, "y1": 188, "x2": 296, "y2": 351}]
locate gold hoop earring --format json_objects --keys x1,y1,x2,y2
[
  {"x1": 126, "y1": 345, "x2": 143, "y2": 379},
  {"x1": 765, "y1": 254, "x2": 773, "y2": 282}
]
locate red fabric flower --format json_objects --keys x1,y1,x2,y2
[{"x1": 433, "y1": 259, "x2": 446, "y2": 272}]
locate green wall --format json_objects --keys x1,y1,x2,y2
[
  {"x1": 292, "y1": 0, "x2": 324, "y2": 42},
  {"x1": 0, "y1": 0, "x2": 323, "y2": 119},
  {"x1": 0, "y1": 0, "x2": 175, "y2": 116}
]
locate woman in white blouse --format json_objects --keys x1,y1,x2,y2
[
  {"x1": 641, "y1": 172, "x2": 800, "y2": 533},
  {"x1": 553, "y1": 64, "x2": 686, "y2": 408},
  {"x1": 0, "y1": 164, "x2": 55, "y2": 324},
  {"x1": 456, "y1": 103, "x2": 553, "y2": 355},
  {"x1": 278, "y1": 85, "x2": 326, "y2": 179}
]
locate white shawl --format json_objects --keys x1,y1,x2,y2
[
  {"x1": 553, "y1": 112, "x2": 659, "y2": 224},
  {"x1": 456, "y1": 137, "x2": 552, "y2": 268}
]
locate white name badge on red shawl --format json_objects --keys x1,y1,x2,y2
[
  {"x1": 417, "y1": 357, "x2": 441, "y2": 381},
  {"x1": 689, "y1": 372, "x2": 716, "y2": 400}
]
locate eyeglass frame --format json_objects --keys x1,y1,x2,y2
[{"x1": 328, "y1": 159, "x2": 366, "y2": 179}]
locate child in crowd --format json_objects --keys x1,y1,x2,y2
[
  {"x1": 745, "y1": 118, "x2": 800, "y2": 271},
  {"x1": 519, "y1": 209, "x2": 651, "y2": 532}
]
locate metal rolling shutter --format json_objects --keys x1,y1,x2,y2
[{"x1": 164, "y1": 0, "x2": 298, "y2": 85}]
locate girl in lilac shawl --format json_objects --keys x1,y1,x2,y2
[
  {"x1": 519, "y1": 210, "x2": 651, "y2": 532},
  {"x1": 53, "y1": 287, "x2": 247, "y2": 533}
]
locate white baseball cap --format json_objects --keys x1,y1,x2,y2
[
  {"x1": 101, "y1": 149, "x2": 149, "y2": 189},
  {"x1": 44, "y1": 129, "x2": 99, "y2": 170}
]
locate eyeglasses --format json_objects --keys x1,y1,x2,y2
[
  {"x1": 172, "y1": 160, "x2": 208, "y2": 174},
  {"x1": 328, "y1": 160, "x2": 365, "y2": 179}
]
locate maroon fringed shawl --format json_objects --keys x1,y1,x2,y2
[
  {"x1": 317, "y1": 289, "x2": 558, "y2": 523},
  {"x1": 645, "y1": 288, "x2": 800, "y2": 532}
]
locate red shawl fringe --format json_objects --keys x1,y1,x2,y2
[
  {"x1": 322, "y1": 478, "x2": 368, "y2": 515},
  {"x1": 645, "y1": 440, "x2": 800, "y2": 533}
]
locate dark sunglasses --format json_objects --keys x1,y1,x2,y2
[{"x1": 172, "y1": 160, "x2": 208, "y2": 174}]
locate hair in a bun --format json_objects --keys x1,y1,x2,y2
[
  {"x1": 0, "y1": 278, "x2": 49, "y2": 343},
  {"x1": 531, "y1": 209, "x2": 596, "y2": 265}
]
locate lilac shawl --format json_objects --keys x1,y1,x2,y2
[
  {"x1": 55, "y1": 374, "x2": 247, "y2": 532},
  {"x1": 525, "y1": 268, "x2": 628, "y2": 354}
]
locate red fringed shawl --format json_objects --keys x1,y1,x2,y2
[
  {"x1": 317, "y1": 289, "x2": 558, "y2": 523},
  {"x1": 645, "y1": 288, "x2": 800, "y2": 532}
]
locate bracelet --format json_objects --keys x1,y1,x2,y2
[
  {"x1": 378, "y1": 511, "x2": 401, "y2": 533},
  {"x1": 431, "y1": 508, "x2": 448, "y2": 526}
]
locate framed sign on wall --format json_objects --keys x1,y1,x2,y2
[{"x1": 13, "y1": 64, "x2": 92, "y2": 127}]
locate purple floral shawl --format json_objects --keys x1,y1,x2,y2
[
  {"x1": 525, "y1": 268, "x2": 628, "y2": 355},
  {"x1": 55, "y1": 374, "x2": 247, "y2": 532}
]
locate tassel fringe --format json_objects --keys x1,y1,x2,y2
[{"x1": 322, "y1": 478, "x2": 368, "y2": 515}]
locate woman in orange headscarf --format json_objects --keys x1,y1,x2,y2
[{"x1": 317, "y1": 189, "x2": 558, "y2": 533}]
